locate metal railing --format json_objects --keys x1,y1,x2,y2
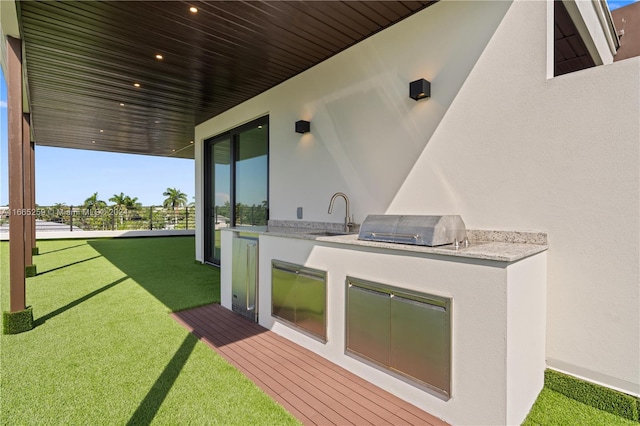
[
  {"x1": 212, "y1": 205, "x2": 268, "y2": 227},
  {"x1": 0, "y1": 206, "x2": 196, "y2": 232}
]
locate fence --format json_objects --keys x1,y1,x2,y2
[{"x1": 0, "y1": 206, "x2": 196, "y2": 232}]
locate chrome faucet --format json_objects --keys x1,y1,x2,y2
[{"x1": 328, "y1": 192, "x2": 355, "y2": 233}]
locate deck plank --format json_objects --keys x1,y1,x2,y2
[{"x1": 171, "y1": 304, "x2": 448, "y2": 426}]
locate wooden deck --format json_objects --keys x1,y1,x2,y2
[{"x1": 171, "y1": 304, "x2": 448, "y2": 426}]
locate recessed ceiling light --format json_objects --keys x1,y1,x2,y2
[
  {"x1": 189, "y1": 6, "x2": 198, "y2": 13},
  {"x1": 258, "y1": 125, "x2": 263, "y2": 129},
  {"x1": 99, "y1": 129, "x2": 104, "y2": 133},
  {"x1": 155, "y1": 54, "x2": 163, "y2": 60},
  {"x1": 119, "y1": 103, "x2": 125, "y2": 107},
  {"x1": 172, "y1": 149, "x2": 176, "y2": 152},
  {"x1": 134, "y1": 82, "x2": 141, "y2": 88},
  {"x1": 190, "y1": 140, "x2": 194, "y2": 144},
  {"x1": 91, "y1": 140, "x2": 96, "y2": 144}
]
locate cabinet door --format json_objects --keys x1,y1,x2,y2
[
  {"x1": 390, "y1": 294, "x2": 450, "y2": 396},
  {"x1": 272, "y1": 263, "x2": 296, "y2": 324},
  {"x1": 346, "y1": 284, "x2": 390, "y2": 366},
  {"x1": 232, "y1": 238, "x2": 249, "y2": 310},
  {"x1": 232, "y1": 237, "x2": 258, "y2": 321},
  {"x1": 295, "y1": 270, "x2": 326, "y2": 340},
  {"x1": 246, "y1": 241, "x2": 258, "y2": 312}
]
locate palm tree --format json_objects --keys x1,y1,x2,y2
[
  {"x1": 109, "y1": 192, "x2": 127, "y2": 209},
  {"x1": 109, "y1": 193, "x2": 142, "y2": 227},
  {"x1": 123, "y1": 195, "x2": 142, "y2": 222},
  {"x1": 84, "y1": 192, "x2": 106, "y2": 210},
  {"x1": 163, "y1": 188, "x2": 188, "y2": 226},
  {"x1": 83, "y1": 192, "x2": 106, "y2": 230},
  {"x1": 51, "y1": 202, "x2": 67, "y2": 223},
  {"x1": 109, "y1": 192, "x2": 130, "y2": 228},
  {"x1": 123, "y1": 195, "x2": 141, "y2": 211}
]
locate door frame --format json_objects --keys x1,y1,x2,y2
[{"x1": 203, "y1": 115, "x2": 269, "y2": 265}]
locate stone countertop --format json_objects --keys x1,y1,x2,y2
[{"x1": 223, "y1": 221, "x2": 548, "y2": 263}]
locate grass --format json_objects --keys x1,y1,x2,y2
[
  {"x1": 543, "y1": 369, "x2": 639, "y2": 421},
  {"x1": 524, "y1": 388, "x2": 639, "y2": 426},
  {"x1": 524, "y1": 369, "x2": 640, "y2": 425},
  {"x1": 0, "y1": 237, "x2": 299, "y2": 425}
]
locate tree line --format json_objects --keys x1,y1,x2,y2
[{"x1": 33, "y1": 187, "x2": 193, "y2": 231}]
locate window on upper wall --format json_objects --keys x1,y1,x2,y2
[{"x1": 554, "y1": 1, "x2": 597, "y2": 76}]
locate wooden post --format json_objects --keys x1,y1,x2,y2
[
  {"x1": 23, "y1": 114, "x2": 33, "y2": 268},
  {"x1": 23, "y1": 114, "x2": 36, "y2": 277},
  {"x1": 30, "y1": 141, "x2": 37, "y2": 255},
  {"x1": 6, "y1": 36, "x2": 30, "y2": 328}
]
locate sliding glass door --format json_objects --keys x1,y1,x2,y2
[{"x1": 204, "y1": 116, "x2": 269, "y2": 265}]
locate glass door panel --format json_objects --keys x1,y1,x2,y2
[
  {"x1": 205, "y1": 137, "x2": 231, "y2": 265},
  {"x1": 204, "y1": 116, "x2": 268, "y2": 266},
  {"x1": 235, "y1": 124, "x2": 268, "y2": 226}
]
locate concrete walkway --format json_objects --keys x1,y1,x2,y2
[{"x1": 0, "y1": 226, "x2": 195, "y2": 241}]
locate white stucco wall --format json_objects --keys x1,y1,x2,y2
[
  {"x1": 389, "y1": 1, "x2": 640, "y2": 395},
  {"x1": 195, "y1": 0, "x2": 512, "y2": 230},
  {"x1": 196, "y1": 0, "x2": 640, "y2": 396}
]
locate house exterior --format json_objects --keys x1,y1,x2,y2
[
  {"x1": 194, "y1": 0, "x2": 639, "y2": 423},
  {"x1": 2, "y1": 0, "x2": 638, "y2": 424}
]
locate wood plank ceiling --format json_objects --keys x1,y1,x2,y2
[{"x1": 18, "y1": 0, "x2": 436, "y2": 159}]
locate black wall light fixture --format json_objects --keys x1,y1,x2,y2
[
  {"x1": 295, "y1": 120, "x2": 310, "y2": 134},
  {"x1": 409, "y1": 78, "x2": 431, "y2": 100}
]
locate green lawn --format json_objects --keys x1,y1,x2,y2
[
  {"x1": 0, "y1": 237, "x2": 299, "y2": 425},
  {"x1": 524, "y1": 388, "x2": 639, "y2": 426}
]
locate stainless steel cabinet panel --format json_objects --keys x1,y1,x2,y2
[
  {"x1": 232, "y1": 237, "x2": 258, "y2": 322},
  {"x1": 390, "y1": 294, "x2": 450, "y2": 396},
  {"x1": 272, "y1": 265, "x2": 296, "y2": 323},
  {"x1": 295, "y1": 270, "x2": 326, "y2": 339},
  {"x1": 346, "y1": 276, "x2": 451, "y2": 399},
  {"x1": 346, "y1": 284, "x2": 391, "y2": 366},
  {"x1": 272, "y1": 260, "x2": 327, "y2": 341}
]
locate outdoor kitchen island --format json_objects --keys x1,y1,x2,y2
[{"x1": 220, "y1": 221, "x2": 548, "y2": 425}]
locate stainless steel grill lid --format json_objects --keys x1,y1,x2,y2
[{"x1": 358, "y1": 215, "x2": 466, "y2": 246}]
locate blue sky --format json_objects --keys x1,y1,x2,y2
[
  {"x1": 609, "y1": 0, "x2": 637, "y2": 9},
  {"x1": 0, "y1": 69, "x2": 195, "y2": 207}
]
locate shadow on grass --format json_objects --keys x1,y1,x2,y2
[
  {"x1": 34, "y1": 276, "x2": 128, "y2": 326},
  {"x1": 36, "y1": 255, "x2": 102, "y2": 276},
  {"x1": 36, "y1": 243, "x2": 87, "y2": 256},
  {"x1": 126, "y1": 333, "x2": 198, "y2": 426},
  {"x1": 88, "y1": 237, "x2": 219, "y2": 312}
]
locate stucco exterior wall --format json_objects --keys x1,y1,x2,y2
[
  {"x1": 195, "y1": 0, "x2": 512, "y2": 251},
  {"x1": 196, "y1": 0, "x2": 640, "y2": 396},
  {"x1": 389, "y1": 1, "x2": 639, "y2": 395}
]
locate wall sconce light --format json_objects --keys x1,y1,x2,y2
[
  {"x1": 409, "y1": 78, "x2": 431, "y2": 101},
  {"x1": 295, "y1": 120, "x2": 310, "y2": 134}
]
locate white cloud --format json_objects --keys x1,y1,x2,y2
[{"x1": 0, "y1": 100, "x2": 7, "y2": 109}]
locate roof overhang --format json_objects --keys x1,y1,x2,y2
[
  {"x1": 561, "y1": 0, "x2": 620, "y2": 66},
  {"x1": 2, "y1": 0, "x2": 436, "y2": 159}
]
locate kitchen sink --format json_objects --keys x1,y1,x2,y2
[{"x1": 308, "y1": 231, "x2": 351, "y2": 236}]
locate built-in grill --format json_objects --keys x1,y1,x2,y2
[{"x1": 358, "y1": 215, "x2": 467, "y2": 247}]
